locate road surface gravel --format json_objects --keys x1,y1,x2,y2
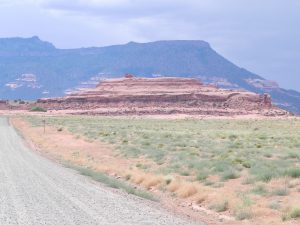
[{"x1": 0, "y1": 117, "x2": 202, "y2": 225}]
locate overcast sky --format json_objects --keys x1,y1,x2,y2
[{"x1": 0, "y1": 0, "x2": 299, "y2": 91}]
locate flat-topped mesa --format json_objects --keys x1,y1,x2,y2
[{"x1": 37, "y1": 75, "x2": 288, "y2": 116}]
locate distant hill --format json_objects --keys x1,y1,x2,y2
[{"x1": 0, "y1": 36, "x2": 299, "y2": 114}]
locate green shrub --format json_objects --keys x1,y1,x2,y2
[
  {"x1": 242, "y1": 177, "x2": 255, "y2": 185},
  {"x1": 288, "y1": 152, "x2": 299, "y2": 159},
  {"x1": 203, "y1": 180, "x2": 214, "y2": 186},
  {"x1": 212, "y1": 182, "x2": 224, "y2": 188},
  {"x1": 252, "y1": 185, "x2": 268, "y2": 196},
  {"x1": 268, "y1": 201, "x2": 281, "y2": 210},
  {"x1": 221, "y1": 169, "x2": 240, "y2": 181},
  {"x1": 229, "y1": 134, "x2": 238, "y2": 140},
  {"x1": 209, "y1": 200, "x2": 228, "y2": 212},
  {"x1": 242, "y1": 161, "x2": 251, "y2": 168},
  {"x1": 196, "y1": 172, "x2": 208, "y2": 181},
  {"x1": 263, "y1": 153, "x2": 272, "y2": 158},
  {"x1": 272, "y1": 187, "x2": 289, "y2": 196},
  {"x1": 235, "y1": 208, "x2": 252, "y2": 220},
  {"x1": 290, "y1": 208, "x2": 300, "y2": 219},
  {"x1": 258, "y1": 172, "x2": 274, "y2": 182},
  {"x1": 30, "y1": 106, "x2": 47, "y2": 112},
  {"x1": 180, "y1": 171, "x2": 190, "y2": 176},
  {"x1": 286, "y1": 168, "x2": 300, "y2": 178},
  {"x1": 165, "y1": 178, "x2": 172, "y2": 185}
]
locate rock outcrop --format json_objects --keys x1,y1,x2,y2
[
  {"x1": 0, "y1": 100, "x2": 8, "y2": 110},
  {"x1": 37, "y1": 76, "x2": 289, "y2": 116}
]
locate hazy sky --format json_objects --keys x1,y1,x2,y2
[{"x1": 0, "y1": 0, "x2": 299, "y2": 91}]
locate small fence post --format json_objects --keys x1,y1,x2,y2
[{"x1": 43, "y1": 119, "x2": 46, "y2": 134}]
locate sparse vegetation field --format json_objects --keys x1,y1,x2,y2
[
  {"x1": 24, "y1": 116, "x2": 300, "y2": 223},
  {"x1": 26, "y1": 116, "x2": 300, "y2": 181}
]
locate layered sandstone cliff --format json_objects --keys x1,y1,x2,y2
[{"x1": 37, "y1": 76, "x2": 289, "y2": 116}]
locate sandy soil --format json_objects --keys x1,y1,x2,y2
[{"x1": 1, "y1": 109, "x2": 297, "y2": 120}]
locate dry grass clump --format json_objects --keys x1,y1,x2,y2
[
  {"x1": 193, "y1": 193, "x2": 207, "y2": 204},
  {"x1": 288, "y1": 179, "x2": 300, "y2": 188},
  {"x1": 142, "y1": 175, "x2": 163, "y2": 189},
  {"x1": 130, "y1": 172, "x2": 146, "y2": 184},
  {"x1": 209, "y1": 200, "x2": 229, "y2": 212},
  {"x1": 282, "y1": 207, "x2": 300, "y2": 221},
  {"x1": 233, "y1": 192, "x2": 253, "y2": 221},
  {"x1": 235, "y1": 208, "x2": 253, "y2": 220},
  {"x1": 289, "y1": 208, "x2": 300, "y2": 219},
  {"x1": 167, "y1": 179, "x2": 181, "y2": 192},
  {"x1": 176, "y1": 183, "x2": 198, "y2": 198},
  {"x1": 128, "y1": 172, "x2": 163, "y2": 189},
  {"x1": 167, "y1": 179, "x2": 198, "y2": 198}
]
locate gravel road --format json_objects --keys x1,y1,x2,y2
[{"x1": 0, "y1": 117, "x2": 202, "y2": 225}]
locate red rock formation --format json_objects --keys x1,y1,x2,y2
[
  {"x1": 37, "y1": 76, "x2": 289, "y2": 116},
  {"x1": 124, "y1": 74, "x2": 134, "y2": 79},
  {"x1": 0, "y1": 100, "x2": 32, "y2": 110},
  {"x1": 0, "y1": 100, "x2": 8, "y2": 110}
]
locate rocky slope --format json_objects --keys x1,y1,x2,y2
[
  {"x1": 0, "y1": 37, "x2": 299, "y2": 114},
  {"x1": 37, "y1": 76, "x2": 288, "y2": 116}
]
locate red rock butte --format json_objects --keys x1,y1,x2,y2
[{"x1": 37, "y1": 76, "x2": 289, "y2": 116}]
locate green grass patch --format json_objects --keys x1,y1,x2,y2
[
  {"x1": 242, "y1": 177, "x2": 255, "y2": 185},
  {"x1": 235, "y1": 192, "x2": 253, "y2": 220},
  {"x1": 30, "y1": 106, "x2": 47, "y2": 112},
  {"x1": 251, "y1": 185, "x2": 268, "y2": 196},
  {"x1": 196, "y1": 171, "x2": 208, "y2": 181},
  {"x1": 63, "y1": 162, "x2": 156, "y2": 201},
  {"x1": 286, "y1": 168, "x2": 300, "y2": 178},
  {"x1": 221, "y1": 169, "x2": 240, "y2": 181}
]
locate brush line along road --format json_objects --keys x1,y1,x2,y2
[{"x1": 0, "y1": 118, "x2": 202, "y2": 225}]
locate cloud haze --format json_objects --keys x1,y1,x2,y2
[{"x1": 0, "y1": 0, "x2": 299, "y2": 90}]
